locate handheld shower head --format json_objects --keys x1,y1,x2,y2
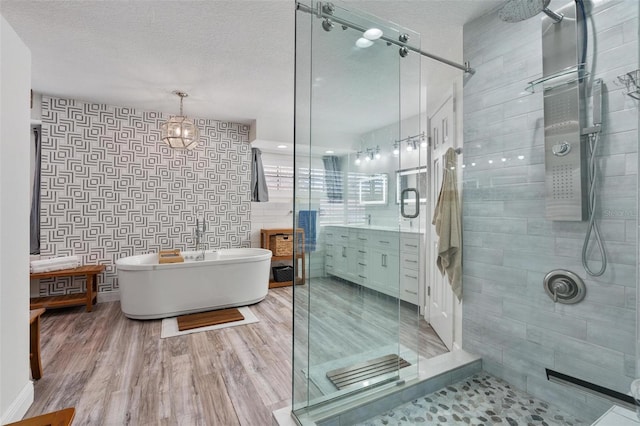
[{"x1": 498, "y1": 0, "x2": 563, "y2": 23}]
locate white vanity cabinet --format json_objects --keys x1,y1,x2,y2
[
  {"x1": 399, "y1": 237, "x2": 422, "y2": 304},
  {"x1": 368, "y1": 232, "x2": 399, "y2": 297},
  {"x1": 323, "y1": 226, "x2": 423, "y2": 306}
]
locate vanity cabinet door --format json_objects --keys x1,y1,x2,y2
[
  {"x1": 324, "y1": 227, "x2": 336, "y2": 276},
  {"x1": 333, "y1": 241, "x2": 349, "y2": 279},
  {"x1": 399, "y1": 234, "x2": 423, "y2": 306},
  {"x1": 354, "y1": 246, "x2": 369, "y2": 285},
  {"x1": 325, "y1": 242, "x2": 335, "y2": 274},
  {"x1": 369, "y1": 248, "x2": 399, "y2": 297}
]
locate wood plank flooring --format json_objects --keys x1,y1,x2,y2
[{"x1": 27, "y1": 280, "x2": 447, "y2": 425}]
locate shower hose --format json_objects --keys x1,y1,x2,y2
[{"x1": 581, "y1": 131, "x2": 607, "y2": 276}]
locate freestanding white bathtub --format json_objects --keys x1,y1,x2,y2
[{"x1": 116, "y1": 248, "x2": 272, "y2": 320}]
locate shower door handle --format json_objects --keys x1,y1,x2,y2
[{"x1": 401, "y1": 188, "x2": 420, "y2": 219}]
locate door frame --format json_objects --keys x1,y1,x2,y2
[{"x1": 425, "y1": 83, "x2": 462, "y2": 350}]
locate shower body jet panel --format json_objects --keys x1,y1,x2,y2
[{"x1": 542, "y1": 1, "x2": 587, "y2": 221}]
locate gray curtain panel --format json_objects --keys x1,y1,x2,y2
[
  {"x1": 322, "y1": 155, "x2": 342, "y2": 202},
  {"x1": 30, "y1": 127, "x2": 41, "y2": 254},
  {"x1": 251, "y1": 147, "x2": 269, "y2": 202}
]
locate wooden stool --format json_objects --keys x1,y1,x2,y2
[
  {"x1": 4, "y1": 407, "x2": 74, "y2": 425},
  {"x1": 29, "y1": 308, "x2": 45, "y2": 380}
]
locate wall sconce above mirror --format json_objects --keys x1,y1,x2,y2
[
  {"x1": 358, "y1": 173, "x2": 388, "y2": 205},
  {"x1": 396, "y1": 166, "x2": 427, "y2": 204}
]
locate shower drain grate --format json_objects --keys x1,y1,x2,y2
[{"x1": 326, "y1": 354, "x2": 411, "y2": 390}]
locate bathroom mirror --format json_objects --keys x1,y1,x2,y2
[
  {"x1": 358, "y1": 173, "x2": 388, "y2": 205},
  {"x1": 396, "y1": 166, "x2": 427, "y2": 204}
]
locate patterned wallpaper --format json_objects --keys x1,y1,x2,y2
[{"x1": 38, "y1": 96, "x2": 251, "y2": 295}]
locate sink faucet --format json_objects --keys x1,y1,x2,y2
[{"x1": 194, "y1": 218, "x2": 206, "y2": 261}]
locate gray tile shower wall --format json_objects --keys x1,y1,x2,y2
[
  {"x1": 38, "y1": 96, "x2": 251, "y2": 295},
  {"x1": 462, "y1": 0, "x2": 638, "y2": 422}
]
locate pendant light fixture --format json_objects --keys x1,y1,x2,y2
[{"x1": 160, "y1": 91, "x2": 200, "y2": 150}]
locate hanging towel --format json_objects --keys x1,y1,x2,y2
[
  {"x1": 251, "y1": 148, "x2": 269, "y2": 202},
  {"x1": 298, "y1": 210, "x2": 317, "y2": 252},
  {"x1": 322, "y1": 156, "x2": 342, "y2": 202},
  {"x1": 432, "y1": 148, "x2": 462, "y2": 301}
]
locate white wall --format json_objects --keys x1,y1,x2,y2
[{"x1": 0, "y1": 14, "x2": 33, "y2": 423}]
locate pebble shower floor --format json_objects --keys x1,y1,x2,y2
[{"x1": 358, "y1": 373, "x2": 586, "y2": 426}]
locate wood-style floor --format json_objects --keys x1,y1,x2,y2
[{"x1": 27, "y1": 281, "x2": 447, "y2": 425}]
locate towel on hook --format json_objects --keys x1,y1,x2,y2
[
  {"x1": 432, "y1": 148, "x2": 462, "y2": 300},
  {"x1": 298, "y1": 210, "x2": 317, "y2": 252}
]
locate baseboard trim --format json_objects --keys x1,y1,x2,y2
[
  {"x1": 1, "y1": 381, "x2": 34, "y2": 424},
  {"x1": 97, "y1": 290, "x2": 120, "y2": 303}
]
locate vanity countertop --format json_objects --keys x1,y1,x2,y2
[{"x1": 323, "y1": 224, "x2": 424, "y2": 234}]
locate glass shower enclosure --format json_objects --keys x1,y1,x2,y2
[{"x1": 293, "y1": 1, "x2": 425, "y2": 422}]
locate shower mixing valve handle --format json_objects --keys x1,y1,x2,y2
[{"x1": 552, "y1": 141, "x2": 571, "y2": 156}]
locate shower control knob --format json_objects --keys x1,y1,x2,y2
[
  {"x1": 552, "y1": 141, "x2": 571, "y2": 156},
  {"x1": 552, "y1": 279, "x2": 571, "y2": 295}
]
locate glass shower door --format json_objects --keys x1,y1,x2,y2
[{"x1": 293, "y1": 0, "x2": 422, "y2": 420}]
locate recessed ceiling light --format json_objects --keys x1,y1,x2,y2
[
  {"x1": 325, "y1": 150, "x2": 334, "y2": 154},
  {"x1": 363, "y1": 28, "x2": 383, "y2": 40},
  {"x1": 277, "y1": 144, "x2": 288, "y2": 149},
  {"x1": 356, "y1": 38, "x2": 374, "y2": 48}
]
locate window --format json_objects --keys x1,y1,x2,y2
[{"x1": 262, "y1": 157, "x2": 366, "y2": 225}]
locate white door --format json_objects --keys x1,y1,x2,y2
[{"x1": 428, "y1": 91, "x2": 457, "y2": 350}]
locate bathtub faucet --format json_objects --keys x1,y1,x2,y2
[{"x1": 194, "y1": 218, "x2": 206, "y2": 261}]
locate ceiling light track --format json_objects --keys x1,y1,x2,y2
[{"x1": 296, "y1": 1, "x2": 475, "y2": 74}]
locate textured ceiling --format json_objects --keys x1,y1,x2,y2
[{"x1": 0, "y1": 0, "x2": 503, "y2": 146}]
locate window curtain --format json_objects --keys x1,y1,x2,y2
[
  {"x1": 30, "y1": 127, "x2": 41, "y2": 254},
  {"x1": 251, "y1": 147, "x2": 269, "y2": 202},
  {"x1": 322, "y1": 155, "x2": 342, "y2": 202}
]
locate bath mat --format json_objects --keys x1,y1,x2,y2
[
  {"x1": 177, "y1": 307, "x2": 244, "y2": 331},
  {"x1": 160, "y1": 306, "x2": 258, "y2": 338}
]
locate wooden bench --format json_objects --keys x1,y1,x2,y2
[
  {"x1": 29, "y1": 308, "x2": 45, "y2": 380},
  {"x1": 30, "y1": 265, "x2": 106, "y2": 312},
  {"x1": 5, "y1": 407, "x2": 75, "y2": 425}
]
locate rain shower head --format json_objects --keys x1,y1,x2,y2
[{"x1": 498, "y1": 0, "x2": 563, "y2": 23}]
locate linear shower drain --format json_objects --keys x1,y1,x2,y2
[{"x1": 326, "y1": 354, "x2": 411, "y2": 390}]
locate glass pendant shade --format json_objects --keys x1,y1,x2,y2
[{"x1": 161, "y1": 91, "x2": 200, "y2": 150}]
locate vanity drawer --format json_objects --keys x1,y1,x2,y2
[
  {"x1": 353, "y1": 231, "x2": 370, "y2": 246},
  {"x1": 401, "y1": 238, "x2": 420, "y2": 253},
  {"x1": 324, "y1": 228, "x2": 336, "y2": 244},
  {"x1": 400, "y1": 272, "x2": 419, "y2": 304},
  {"x1": 372, "y1": 233, "x2": 399, "y2": 248},
  {"x1": 337, "y1": 230, "x2": 350, "y2": 242},
  {"x1": 355, "y1": 248, "x2": 368, "y2": 260},
  {"x1": 400, "y1": 252, "x2": 420, "y2": 271},
  {"x1": 356, "y1": 261, "x2": 368, "y2": 279}
]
